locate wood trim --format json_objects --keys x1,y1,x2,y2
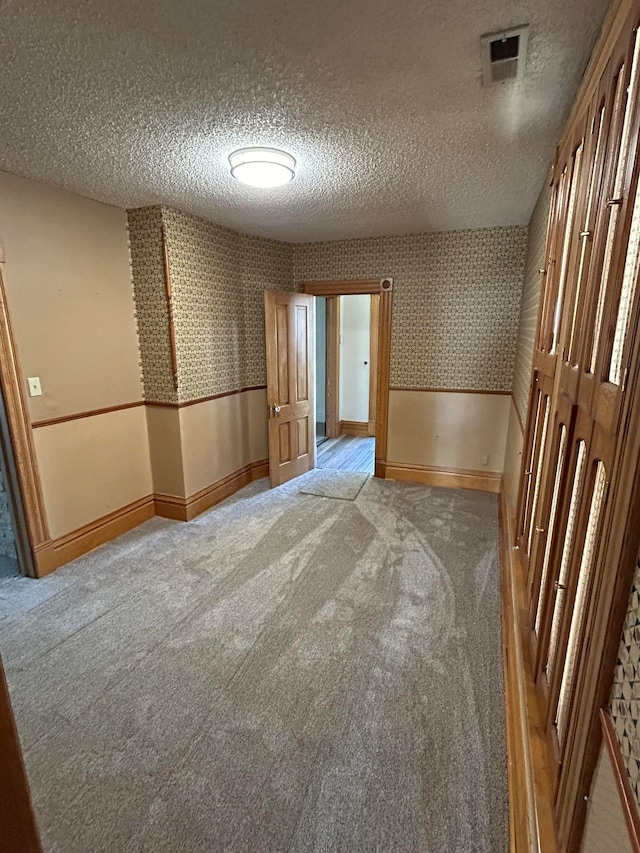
[
  {"x1": 31, "y1": 400, "x2": 145, "y2": 429},
  {"x1": 385, "y1": 462, "x2": 501, "y2": 493},
  {"x1": 389, "y1": 386, "x2": 512, "y2": 395},
  {"x1": 155, "y1": 459, "x2": 268, "y2": 522},
  {"x1": 368, "y1": 293, "x2": 379, "y2": 434},
  {"x1": 339, "y1": 420, "x2": 369, "y2": 437},
  {"x1": 500, "y1": 489, "x2": 532, "y2": 851},
  {"x1": 31, "y1": 460, "x2": 270, "y2": 575},
  {"x1": 499, "y1": 488, "x2": 559, "y2": 853},
  {"x1": 0, "y1": 656, "x2": 43, "y2": 853},
  {"x1": 601, "y1": 708, "x2": 640, "y2": 853},
  {"x1": 33, "y1": 495, "x2": 155, "y2": 578},
  {"x1": 326, "y1": 298, "x2": 340, "y2": 439},
  {"x1": 376, "y1": 289, "x2": 392, "y2": 474},
  {"x1": 299, "y1": 278, "x2": 393, "y2": 295},
  {"x1": 0, "y1": 266, "x2": 49, "y2": 575},
  {"x1": 298, "y1": 281, "x2": 392, "y2": 476},
  {"x1": 161, "y1": 224, "x2": 179, "y2": 389},
  {"x1": 144, "y1": 385, "x2": 267, "y2": 409}
]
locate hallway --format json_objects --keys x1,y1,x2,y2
[{"x1": 316, "y1": 436, "x2": 375, "y2": 475}]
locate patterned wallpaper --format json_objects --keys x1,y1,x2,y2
[
  {"x1": 127, "y1": 206, "x2": 178, "y2": 403},
  {"x1": 129, "y1": 210, "x2": 529, "y2": 402},
  {"x1": 512, "y1": 183, "x2": 552, "y2": 423},
  {"x1": 609, "y1": 554, "x2": 640, "y2": 807},
  {"x1": 127, "y1": 206, "x2": 293, "y2": 404},
  {"x1": 293, "y1": 226, "x2": 528, "y2": 390}
]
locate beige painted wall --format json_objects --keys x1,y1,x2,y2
[
  {"x1": 180, "y1": 390, "x2": 268, "y2": 497},
  {"x1": 339, "y1": 295, "x2": 370, "y2": 423},
  {"x1": 387, "y1": 390, "x2": 511, "y2": 473},
  {"x1": 0, "y1": 171, "x2": 153, "y2": 544},
  {"x1": 145, "y1": 406, "x2": 185, "y2": 498},
  {"x1": 503, "y1": 400, "x2": 524, "y2": 515},
  {"x1": 33, "y1": 407, "x2": 152, "y2": 539},
  {"x1": 0, "y1": 170, "x2": 143, "y2": 422},
  {"x1": 146, "y1": 390, "x2": 269, "y2": 500},
  {"x1": 581, "y1": 742, "x2": 633, "y2": 853}
]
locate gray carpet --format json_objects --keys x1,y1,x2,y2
[
  {"x1": 298, "y1": 469, "x2": 369, "y2": 500},
  {"x1": 0, "y1": 475, "x2": 507, "y2": 853}
]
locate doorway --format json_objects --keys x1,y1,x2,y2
[
  {"x1": 264, "y1": 278, "x2": 392, "y2": 489},
  {"x1": 315, "y1": 294, "x2": 376, "y2": 475},
  {"x1": 0, "y1": 264, "x2": 43, "y2": 578},
  {"x1": 0, "y1": 453, "x2": 21, "y2": 581}
]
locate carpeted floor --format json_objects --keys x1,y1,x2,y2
[{"x1": 0, "y1": 475, "x2": 507, "y2": 853}]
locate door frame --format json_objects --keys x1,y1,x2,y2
[
  {"x1": 298, "y1": 278, "x2": 393, "y2": 478},
  {"x1": 0, "y1": 264, "x2": 49, "y2": 578}
]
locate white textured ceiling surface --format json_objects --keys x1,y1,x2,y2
[{"x1": 0, "y1": 0, "x2": 610, "y2": 241}]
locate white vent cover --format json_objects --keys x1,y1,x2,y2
[{"x1": 480, "y1": 26, "x2": 529, "y2": 86}]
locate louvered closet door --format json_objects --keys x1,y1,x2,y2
[
  {"x1": 527, "y1": 395, "x2": 573, "y2": 669},
  {"x1": 516, "y1": 175, "x2": 560, "y2": 554},
  {"x1": 519, "y1": 0, "x2": 640, "y2": 777},
  {"x1": 555, "y1": 19, "x2": 640, "y2": 828},
  {"x1": 514, "y1": 4, "x2": 640, "y2": 847},
  {"x1": 552, "y1": 21, "x2": 639, "y2": 779},
  {"x1": 517, "y1": 176, "x2": 565, "y2": 575},
  {"x1": 526, "y1": 88, "x2": 606, "y2": 672},
  {"x1": 520, "y1": 128, "x2": 588, "y2": 613}
]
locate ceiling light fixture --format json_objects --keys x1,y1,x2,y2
[{"x1": 229, "y1": 147, "x2": 296, "y2": 188}]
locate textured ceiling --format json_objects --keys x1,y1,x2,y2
[{"x1": 0, "y1": 0, "x2": 610, "y2": 241}]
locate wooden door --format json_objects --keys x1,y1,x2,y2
[
  {"x1": 0, "y1": 655, "x2": 43, "y2": 853},
  {"x1": 265, "y1": 291, "x2": 316, "y2": 487}
]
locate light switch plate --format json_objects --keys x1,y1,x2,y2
[{"x1": 27, "y1": 377, "x2": 42, "y2": 397}]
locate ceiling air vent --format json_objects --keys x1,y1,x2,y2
[{"x1": 480, "y1": 26, "x2": 529, "y2": 86}]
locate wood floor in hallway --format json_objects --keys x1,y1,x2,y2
[{"x1": 316, "y1": 435, "x2": 374, "y2": 474}]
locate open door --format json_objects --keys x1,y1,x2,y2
[
  {"x1": 264, "y1": 291, "x2": 316, "y2": 487},
  {"x1": 0, "y1": 654, "x2": 43, "y2": 853}
]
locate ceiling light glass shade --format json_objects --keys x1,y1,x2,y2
[{"x1": 229, "y1": 147, "x2": 296, "y2": 188}]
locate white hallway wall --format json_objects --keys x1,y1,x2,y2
[{"x1": 339, "y1": 295, "x2": 370, "y2": 423}]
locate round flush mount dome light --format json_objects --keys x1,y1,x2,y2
[{"x1": 229, "y1": 147, "x2": 296, "y2": 188}]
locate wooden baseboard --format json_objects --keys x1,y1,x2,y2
[
  {"x1": 155, "y1": 459, "x2": 269, "y2": 522},
  {"x1": 31, "y1": 460, "x2": 270, "y2": 575},
  {"x1": 339, "y1": 420, "x2": 369, "y2": 437},
  {"x1": 33, "y1": 495, "x2": 155, "y2": 578},
  {"x1": 499, "y1": 488, "x2": 558, "y2": 853},
  {"x1": 385, "y1": 462, "x2": 502, "y2": 493},
  {"x1": 374, "y1": 459, "x2": 386, "y2": 478}
]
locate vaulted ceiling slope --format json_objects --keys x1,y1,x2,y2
[{"x1": 0, "y1": 0, "x2": 610, "y2": 242}]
